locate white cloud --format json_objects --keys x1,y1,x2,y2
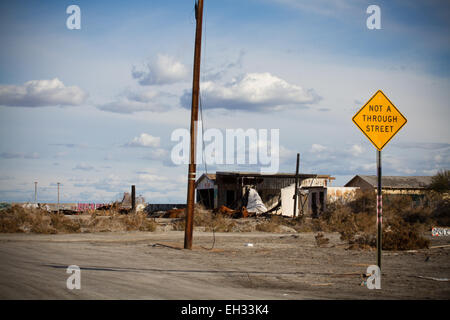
[
  {"x1": 278, "y1": 145, "x2": 297, "y2": 163},
  {"x1": 181, "y1": 72, "x2": 320, "y2": 111},
  {"x1": 98, "y1": 90, "x2": 170, "y2": 114},
  {"x1": 0, "y1": 78, "x2": 87, "y2": 107},
  {"x1": 350, "y1": 144, "x2": 364, "y2": 156},
  {"x1": 142, "y1": 148, "x2": 168, "y2": 160},
  {"x1": 399, "y1": 168, "x2": 417, "y2": 175},
  {"x1": 0, "y1": 152, "x2": 40, "y2": 159},
  {"x1": 423, "y1": 169, "x2": 439, "y2": 175},
  {"x1": 361, "y1": 163, "x2": 376, "y2": 171},
  {"x1": 311, "y1": 144, "x2": 327, "y2": 153},
  {"x1": 269, "y1": 0, "x2": 359, "y2": 17},
  {"x1": 73, "y1": 163, "x2": 94, "y2": 171},
  {"x1": 132, "y1": 54, "x2": 189, "y2": 85},
  {"x1": 126, "y1": 133, "x2": 160, "y2": 148},
  {"x1": 138, "y1": 173, "x2": 167, "y2": 183}
]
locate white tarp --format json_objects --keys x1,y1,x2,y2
[{"x1": 246, "y1": 188, "x2": 267, "y2": 213}]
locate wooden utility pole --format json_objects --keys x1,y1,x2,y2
[
  {"x1": 184, "y1": 0, "x2": 204, "y2": 249},
  {"x1": 293, "y1": 153, "x2": 300, "y2": 218}
]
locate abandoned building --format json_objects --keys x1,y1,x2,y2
[
  {"x1": 344, "y1": 175, "x2": 433, "y2": 195},
  {"x1": 195, "y1": 171, "x2": 335, "y2": 217}
]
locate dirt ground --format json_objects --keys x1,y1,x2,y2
[{"x1": 0, "y1": 230, "x2": 448, "y2": 299}]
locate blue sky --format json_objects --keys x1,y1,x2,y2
[{"x1": 0, "y1": 0, "x2": 449, "y2": 203}]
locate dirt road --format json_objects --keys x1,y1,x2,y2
[{"x1": 0, "y1": 231, "x2": 448, "y2": 299}]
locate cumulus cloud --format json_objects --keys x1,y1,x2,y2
[
  {"x1": 125, "y1": 133, "x2": 160, "y2": 148},
  {"x1": 98, "y1": 90, "x2": 170, "y2": 114},
  {"x1": 132, "y1": 54, "x2": 189, "y2": 85},
  {"x1": 181, "y1": 72, "x2": 320, "y2": 111},
  {"x1": 0, "y1": 78, "x2": 87, "y2": 107},
  {"x1": 311, "y1": 144, "x2": 327, "y2": 153},
  {"x1": 350, "y1": 144, "x2": 364, "y2": 156}
]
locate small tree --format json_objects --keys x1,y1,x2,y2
[{"x1": 429, "y1": 169, "x2": 450, "y2": 193}]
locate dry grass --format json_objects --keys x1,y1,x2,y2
[
  {"x1": 0, "y1": 206, "x2": 81, "y2": 234},
  {"x1": 172, "y1": 204, "x2": 236, "y2": 232},
  {"x1": 317, "y1": 192, "x2": 436, "y2": 250},
  {"x1": 1, "y1": 191, "x2": 446, "y2": 251},
  {"x1": 0, "y1": 205, "x2": 156, "y2": 234},
  {"x1": 382, "y1": 215, "x2": 430, "y2": 250}
]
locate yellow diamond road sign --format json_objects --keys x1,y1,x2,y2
[{"x1": 352, "y1": 90, "x2": 407, "y2": 151}]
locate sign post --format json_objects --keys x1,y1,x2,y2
[
  {"x1": 376, "y1": 150, "x2": 382, "y2": 268},
  {"x1": 352, "y1": 90, "x2": 407, "y2": 270}
]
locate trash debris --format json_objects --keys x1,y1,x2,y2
[
  {"x1": 215, "y1": 205, "x2": 251, "y2": 219},
  {"x1": 0, "y1": 203, "x2": 11, "y2": 211},
  {"x1": 119, "y1": 192, "x2": 145, "y2": 210},
  {"x1": 165, "y1": 208, "x2": 186, "y2": 218},
  {"x1": 246, "y1": 188, "x2": 268, "y2": 214},
  {"x1": 244, "y1": 243, "x2": 254, "y2": 247}
]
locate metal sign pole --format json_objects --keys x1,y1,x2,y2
[
  {"x1": 376, "y1": 150, "x2": 382, "y2": 269},
  {"x1": 34, "y1": 181, "x2": 37, "y2": 204},
  {"x1": 57, "y1": 182, "x2": 60, "y2": 213},
  {"x1": 293, "y1": 153, "x2": 300, "y2": 218}
]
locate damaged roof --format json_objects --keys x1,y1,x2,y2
[
  {"x1": 345, "y1": 175, "x2": 433, "y2": 189},
  {"x1": 215, "y1": 171, "x2": 322, "y2": 179}
]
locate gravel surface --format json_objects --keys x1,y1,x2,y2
[{"x1": 0, "y1": 231, "x2": 448, "y2": 299}]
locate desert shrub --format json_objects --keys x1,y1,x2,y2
[
  {"x1": 121, "y1": 213, "x2": 157, "y2": 232},
  {"x1": 50, "y1": 213, "x2": 81, "y2": 233},
  {"x1": 383, "y1": 216, "x2": 430, "y2": 250},
  {"x1": 208, "y1": 214, "x2": 235, "y2": 232},
  {"x1": 0, "y1": 205, "x2": 157, "y2": 234},
  {"x1": 0, "y1": 205, "x2": 56, "y2": 234},
  {"x1": 384, "y1": 194, "x2": 413, "y2": 215},
  {"x1": 319, "y1": 191, "x2": 430, "y2": 250},
  {"x1": 347, "y1": 190, "x2": 376, "y2": 214},
  {"x1": 319, "y1": 205, "x2": 364, "y2": 240},
  {"x1": 429, "y1": 169, "x2": 450, "y2": 193},
  {"x1": 432, "y1": 198, "x2": 450, "y2": 226},
  {"x1": 172, "y1": 205, "x2": 236, "y2": 232},
  {"x1": 400, "y1": 207, "x2": 433, "y2": 225}
]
